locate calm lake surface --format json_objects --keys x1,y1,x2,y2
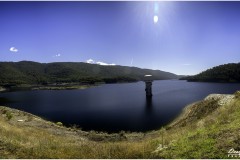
[{"x1": 1, "y1": 80, "x2": 240, "y2": 132}]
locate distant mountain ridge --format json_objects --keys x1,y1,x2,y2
[
  {"x1": 0, "y1": 61, "x2": 179, "y2": 85},
  {"x1": 181, "y1": 63, "x2": 240, "y2": 82}
]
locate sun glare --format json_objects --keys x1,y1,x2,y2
[{"x1": 153, "y1": 15, "x2": 158, "y2": 23}]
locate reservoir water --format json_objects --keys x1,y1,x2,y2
[{"x1": 0, "y1": 80, "x2": 240, "y2": 132}]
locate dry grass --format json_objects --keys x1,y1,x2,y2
[{"x1": 0, "y1": 109, "x2": 158, "y2": 158}]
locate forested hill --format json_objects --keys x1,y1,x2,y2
[
  {"x1": 0, "y1": 61, "x2": 178, "y2": 85},
  {"x1": 181, "y1": 63, "x2": 240, "y2": 82}
]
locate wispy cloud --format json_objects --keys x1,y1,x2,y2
[
  {"x1": 96, "y1": 61, "x2": 116, "y2": 66},
  {"x1": 86, "y1": 59, "x2": 116, "y2": 66},
  {"x1": 53, "y1": 54, "x2": 61, "y2": 57},
  {"x1": 86, "y1": 59, "x2": 95, "y2": 64},
  {"x1": 9, "y1": 47, "x2": 18, "y2": 53}
]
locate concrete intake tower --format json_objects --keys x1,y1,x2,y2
[{"x1": 143, "y1": 75, "x2": 153, "y2": 97}]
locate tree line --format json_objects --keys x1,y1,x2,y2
[
  {"x1": 180, "y1": 63, "x2": 240, "y2": 82},
  {"x1": 0, "y1": 61, "x2": 178, "y2": 86}
]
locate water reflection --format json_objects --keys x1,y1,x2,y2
[
  {"x1": 145, "y1": 96, "x2": 153, "y2": 113},
  {"x1": 1, "y1": 80, "x2": 240, "y2": 132},
  {"x1": 146, "y1": 96, "x2": 152, "y2": 107}
]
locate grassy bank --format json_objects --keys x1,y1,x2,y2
[
  {"x1": 0, "y1": 91, "x2": 240, "y2": 158},
  {"x1": 0, "y1": 83, "x2": 98, "y2": 92},
  {"x1": 31, "y1": 84, "x2": 97, "y2": 90}
]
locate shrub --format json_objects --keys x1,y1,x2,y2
[
  {"x1": 56, "y1": 122, "x2": 63, "y2": 126},
  {"x1": 1, "y1": 109, "x2": 7, "y2": 114},
  {"x1": 234, "y1": 91, "x2": 240, "y2": 98},
  {"x1": 119, "y1": 130, "x2": 125, "y2": 137},
  {"x1": 6, "y1": 111, "x2": 13, "y2": 120}
]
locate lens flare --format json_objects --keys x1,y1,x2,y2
[{"x1": 153, "y1": 15, "x2": 158, "y2": 23}]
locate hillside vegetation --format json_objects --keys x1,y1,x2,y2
[
  {"x1": 181, "y1": 63, "x2": 240, "y2": 82},
  {"x1": 0, "y1": 61, "x2": 178, "y2": 86},
  {"x1": 0, "y1": 91, "x2": 239, "y2": 158}
]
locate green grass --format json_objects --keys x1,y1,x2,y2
[{"x1": 155, "y1": 96, "x2": 240, "y2": 159}]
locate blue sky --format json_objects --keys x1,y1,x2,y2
[{"x1": 1, "y1": 1, "x2": 240, "y2": 75}]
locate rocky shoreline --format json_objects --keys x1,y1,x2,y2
[{"x1": 167, "y1": 93, "x2": 237, "y2": 129}]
